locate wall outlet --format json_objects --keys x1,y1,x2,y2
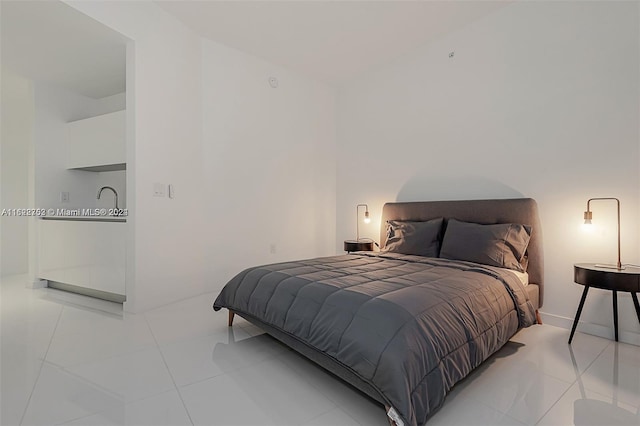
[
  {"x1": 153, "y1": 183, "x2": 165, "y2": 197},
  {"x1": 60, "y1": 192, "x2": 70, "y2": 203},
  {"x1": 269, "y1": 244, "x2": 277, "y2": 254}
]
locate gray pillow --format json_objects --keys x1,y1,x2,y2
[
  {"x1": 382, "y1": 218, "x2": 443, "y2": 258},
  {"x1": 440, "y1": 219, "x2": 531, "y2": 272}
]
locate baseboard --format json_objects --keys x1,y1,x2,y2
[
  {"x1": 29, "y1": 278, "x2": 47, "y2": 289},
  {"x1": 47, "y1": 281, "x2": 126, "y2": 303},
  {"x1": 540, "y1": 311, "x2": 640, "y2": 346}
]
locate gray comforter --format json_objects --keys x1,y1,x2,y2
[{"x1": 213, "y1": 252, "x2": 537, "y2": 425}]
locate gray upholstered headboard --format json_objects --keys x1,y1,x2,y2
[{"x1": 380, "y1": 198, "x2": 544, "y2": 307}]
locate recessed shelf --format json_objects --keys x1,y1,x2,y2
[{"x1": 68, "y1": 163, "x2": 126, "y2": 172}]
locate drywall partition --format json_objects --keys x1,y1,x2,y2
[
  {"x1": 65, "y1": 1, "x2": 205, "y2": 312},
  {"x1": 336, "y1": 1, "x2": 640, "y2": 343},
  {"x1": 1, "y1": 69, "x2": 33, "y2": 276},
  {"x1": 201, "y1": 40, "x2": 337, "y2": 289},
  {"x1": 65, "y1": 0, "x2": 337, "y2": 309}
]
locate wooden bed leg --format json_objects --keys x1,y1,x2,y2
[
  {"x1": 536, "y1": 310, "x2": 543, "y2": 325},
  {"x1": 228, "y1": 310, "x2": 235, "y2": 327}
]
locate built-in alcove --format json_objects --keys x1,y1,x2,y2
[{"x1": 1, "y1": 0, "x2": 130, "y2": 303}]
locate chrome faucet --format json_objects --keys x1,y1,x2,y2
[{"x1": 97, "y1": 186, "x2": 119, "y2": 210}]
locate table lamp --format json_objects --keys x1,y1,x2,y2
[
  {"x1": 343, "y1": 203, "x2": 373, "y2": 252},
  {"x1": 583, "y1": 197, "x2": 624, "y2": 270}
]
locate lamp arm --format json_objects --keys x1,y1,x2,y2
[
  {"x1": 586, "y1": 197, "x2": 621, "y2": 269},
  {"x1": 356, "y1": 204, "x2": 369, "y2": 241}
]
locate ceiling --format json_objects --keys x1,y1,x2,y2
[
  {"x1": 1, "y1": 0, "x2": 127, "y2": 99},
  {"x1": 1, "y1": 1, "x2": 510, "y2": 96},
  {"x1": 156, "y1": 0, "x2": 511, "y2": 85}
]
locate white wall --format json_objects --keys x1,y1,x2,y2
[
  {"x1": 66, "y1": 0, "x2": 206, "y2": 312},
  {"x1": 337, "y1": 1, "x2": 640, "y2": 341},
  {"x1": 33, "y1": 82, "x2": 126, "y2": 211},
  {"x1": 66, "y1": 0, "x2": 636, "y2": 332},
  {"x1": 66, "y1": 1, "x2": 337, "y2": 310},
  {"x1": 1, "y1": 69, "x2": 33, "y2": 276},
  {"x1": 201, "y1": 41, "x2": 336, "y2": 289}
]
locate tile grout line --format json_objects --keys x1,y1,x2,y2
[
  {"x1": 40, "y1": 320, "x2": 179, "y2": 421},
  {"x1": 532, "y1": 376, "x2": 576, "y2": 426},
  {"x1": 18, "y1": 304, "x2": 65, "y2": 426},
  {"x1": 44, "y1": 342, "x2": 157, "y2": 372},
  {"x1": 143, "y1": 313, "x2": 195, "y2": 426},
  {"x1": 533, "y1": 340, "x2": 615, "y2": 425},
  {"x1": 571, "y1": 341, "x2": 640, "y2": 409},
  {"x1": 460, "y1": 394, "x2": 526, "y2": 425},
  {"x1": 297, "y1": 406, "x2": 358, "y2": 426},
  {"x1": 235, "y1": 354, "x2": 341, "y2": 425},
  {"x1": 165, "y1": 339, "x2": 283, "y2": 391},
  {"x1": 272, "y1": 350, "x2": 377, "y2": 425}
]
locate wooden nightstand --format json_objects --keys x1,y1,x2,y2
[
  {"x1": 344, "y1": 240, "x2": 374, "y2": 253},
  {"x1": 569, "y1": 263, "x2": 640, "y2": 343}
]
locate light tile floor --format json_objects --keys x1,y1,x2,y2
[{"x1": 2, "y1": 274, "x2": 639, "y2": 426}]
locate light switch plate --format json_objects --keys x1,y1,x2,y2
[{"x1": 153, "y1": 183, "x2": 165, "y2": 197}]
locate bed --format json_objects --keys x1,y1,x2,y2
[{"x1": 213, "y1": 198, "x2": 543, "y2": 426}]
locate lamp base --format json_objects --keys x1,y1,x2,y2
[{"x1": 595, "y1": 263, "x2": 626, "y2": 270}]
